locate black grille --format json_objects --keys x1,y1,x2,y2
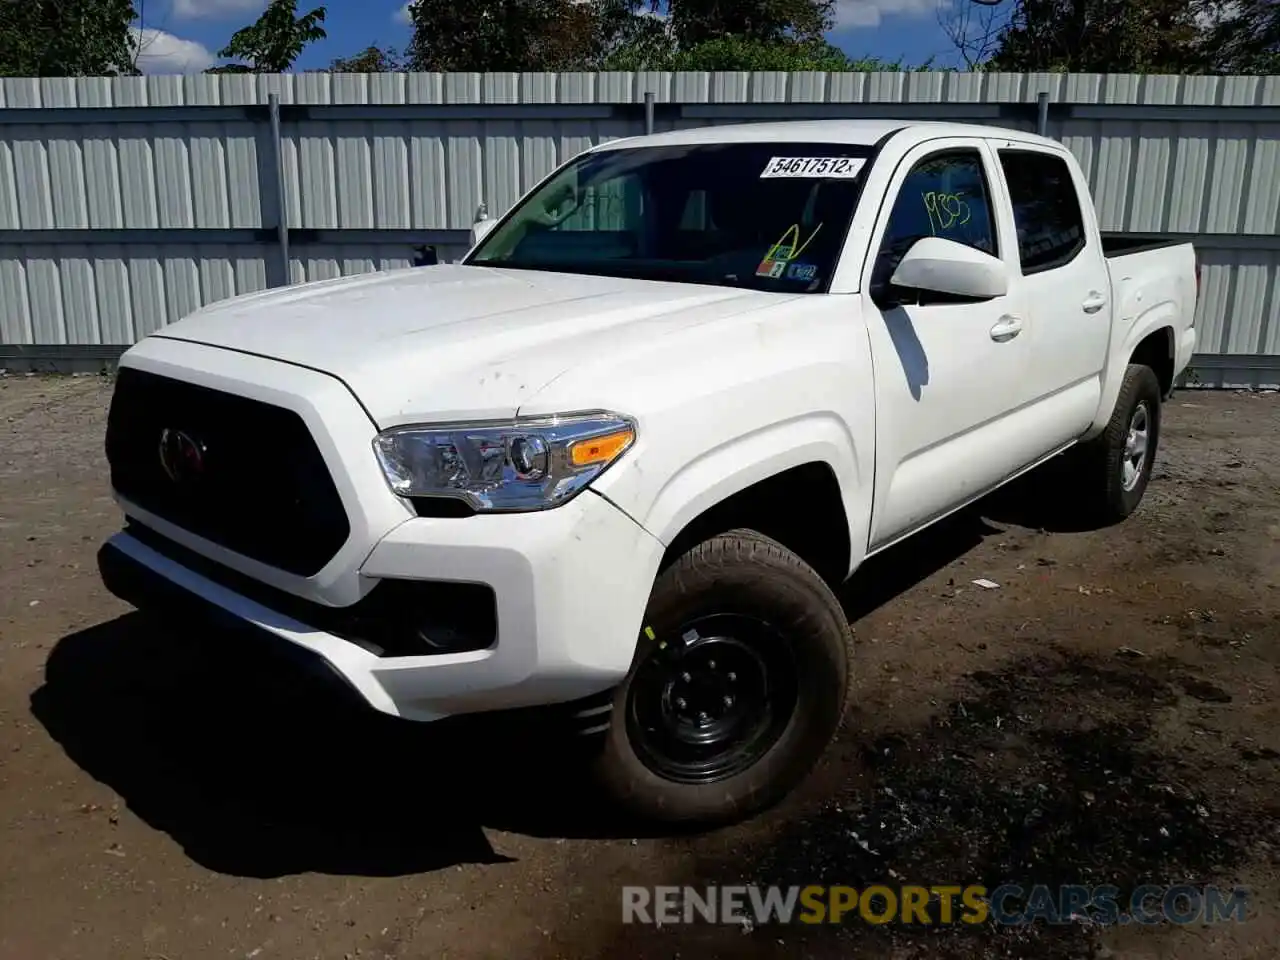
[{"x1": 106, "y1": 367, "x2": 351, "y2": 577}]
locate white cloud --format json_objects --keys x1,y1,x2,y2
[
  {"x1": 835, "y1": 0, "x2": 947, "y2": 30},
  {"x1": 1195, "y1": 0, "x2": 1241, "y2": 29},
  {"x1": 132, "y1": 28, "x2": 218, "y2": 73},
  {"x1": 395, "y1": 2, "x2": 413, "y2": 24},
  {"x1": 172, "y1": 0, "x2": 267, "y2": 20}
]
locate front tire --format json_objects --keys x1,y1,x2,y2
[
  {"x1": 1074, "y1": 362, "x2": 1163, "y2": 523},
  {"x1": 591, "y1": 530, "x2": 853, "y2": 825}
]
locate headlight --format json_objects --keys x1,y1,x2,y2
[{"x1": 372, "y1": 413, "x2": 636, "y2": 512}]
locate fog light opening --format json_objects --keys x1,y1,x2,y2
[{"x1": 413, "y1": 623, "x2": 487, "y2": 654}]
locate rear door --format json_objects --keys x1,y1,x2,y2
[
  {"x1": 861, "y1": 138, "x2": 1035, "y2": 549},
  {"x1": 992, "y1": 145, "x2": 1112, "y2": 448}
]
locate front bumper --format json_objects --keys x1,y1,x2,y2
[{"x1": 100, "y1": 490, "x2": 665, "y2": 722}]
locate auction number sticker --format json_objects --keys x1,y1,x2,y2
[{"x1": 760, "y1": 156, "x2": 867, "y2": 179}]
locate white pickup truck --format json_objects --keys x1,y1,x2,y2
[{"x1": 99, "y1": 119, "x2": 1198, "y2": 825}]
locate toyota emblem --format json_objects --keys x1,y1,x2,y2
[{"x1": 159, "y1": 428, "x2": 206, "y2": 483}]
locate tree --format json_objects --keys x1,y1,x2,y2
[
  {"x1": 0, "y1": 0, "x2": 139, "y2": 77},
  {"x1": 938, "y1": 0, "x2": 1010, "y2": 69},
  {"x1": 944, "y1": 0, "x2": 1211, "y2": 73},
  {"x1": 215, "y1": 0, "x2": 327, "y2": 73},
  {"x1": 601, "y1": 0, "x2": 850, "y2": 71},
  {"x1": 666, "y1": 0, "x2": 836, "y2": 49},
  {"x1": 330, "y1": 45, "x2": 406, "y2": 72},
  {"x1": 588, "y1": 0, "x2": 672, "y2": 67},
  {"x1": 1199, "y1": 0, "x2": 1280, "y2": 74},
  {"x1": 998, "y1": 0, "x2": 1205, "y2": 72},
  {"x1": 595, "y1": 7, "x2": 673, "y2": 70},
  {"x1": 604, "y1": 34, "x2": 924, "y2": 71},
  {"x1": 406, "y1": 0, "x2": 619, "y2": 72},
  {"x1": 406, "y1": 0, "x2": 867, "y2": 73}
]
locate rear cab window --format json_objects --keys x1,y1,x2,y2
[
  {"x1": 997, "y1": 150, "x2": 1087, "y2": 273},
  {"x1": 466, "y1": 142, "x2": 876, "y2": 293}
]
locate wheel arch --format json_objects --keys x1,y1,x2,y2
[
  {"x1": 653, "y1": 453, "x2": 862, "y2": 586},
  {"x1": 1129, "y1": 325, "x2": 1176, "y2": 399},
  {"x1": 1084, "y1": 309, "x2": 1178, "y2": 441}
]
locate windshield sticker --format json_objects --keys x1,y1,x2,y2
[
  {"x1": 760, "y1": 156, "x2": 866, "y2": 179},
  {"x1": 755, "y1": 223, "x2": 823, "y2": 277},
  {"x1": 787, "y1": 262, "x2": 818, "y2": 282}
]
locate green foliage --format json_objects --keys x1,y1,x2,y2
[
  {"x1": 406, "y1": 0, "x2": 605, "y2": 72},
  {"x1": 216, "y1": 0, "x2": 327, "y2": 73},
  {"x1": 0, "y1": 0, "x2": 139, "y2": 77},
  {"x1": 604, "y1": 34, "x2": 927, "y2": 72},
  {"x1": 987, "y1": 0, "x2": 1207, "y2": 73},
  {"x1": 405, "y1": 0, "x2": 875, "y2": 73},
  {"x1": 1198, "y1": 0, "x2": 1280, "y2": 74},
  {"x1": 666, "y1": 0, "x2": 835, "y2": 48},
  {"x1": 673, "y1": 37, "x2": 860, "y2": 71},
  {"x1": 329, "y1": 45, "x2": 406, "y2": 73},
  {"x1": 592, "y1": 1, "x2": 673, "y2": 68},
  {"x1": 966, "y1": 0, "x2": 1277, "y2": 75}
]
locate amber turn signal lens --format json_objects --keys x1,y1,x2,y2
[{"x1": 568, "y1": 428, "x2": 634, "y2": 468}]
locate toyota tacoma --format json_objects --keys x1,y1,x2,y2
[{"x1": 99, "y1": 120, "x2": 1198, "y2": 824}]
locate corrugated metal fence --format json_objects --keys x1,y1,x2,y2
[{"x1": 1, "y1": 71, "x2": 1278, "y2": 385}]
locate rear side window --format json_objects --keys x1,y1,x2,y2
[{"x1": 998, "y1": 150, "x2": 1086, "y2": 273}]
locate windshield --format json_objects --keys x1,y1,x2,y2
[{"x1": 465, "y1": 141, "x2": 875, "y2": 293}]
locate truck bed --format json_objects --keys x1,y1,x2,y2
[
  {"x1": 1101, "y1": 232, "x2": 1190, "y2": 259},
  {"x1": 1100, "y1": 233, "x2": 1199, "y2": 393}
]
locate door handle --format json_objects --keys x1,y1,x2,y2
[
  {"x1": 990, "y1": 315, "x2": 1023, "y2": 342},
  {"x1": 1082, "y1": 292, "x2": 1107, "y2": 314}
]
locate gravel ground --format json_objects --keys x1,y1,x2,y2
[{"x1": 0, "y1": 373, "x2": 1277, "y2": 960}]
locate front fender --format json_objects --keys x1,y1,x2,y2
[{"x1": 593, "y1": 413, "x2": 872, "y2": 580}]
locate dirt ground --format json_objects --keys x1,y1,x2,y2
[{"x1": 0, "y1": 373, "x2": 1278, "y2": 960}]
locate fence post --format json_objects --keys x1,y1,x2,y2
[
  {"x1": 1036, "y1": 91, "x2": 1050, "y2": 137},
  {"x1": 268, "y1": 93, "x2": 292, "y2": 286},
  {"x1": 644, "y1": 91, "x2": 655, "y2": 136}
]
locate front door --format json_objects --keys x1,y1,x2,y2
[{"x1": 861, "y1": 140, "x2": 1037, "y2": 549}]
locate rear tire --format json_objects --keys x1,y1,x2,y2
[
  {"x1": 1073, "y1": 363, "x2": 1163, "y2": 523},
  {"x1": 591, "y1": 529, "x2": 853, "y2": 825}
]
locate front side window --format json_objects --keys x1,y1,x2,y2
[
  {"x1": 466, "y1": 142, "x2": 875, "y2": 293},
  {"x1": 871, "y1": 149, "x2": 998, "y2": 291},
  {"x1": 998, "y1": 149, "x2": 1086, "y2": 273}
]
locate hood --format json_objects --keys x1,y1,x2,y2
[{"x1": 157, "y1": 264, "x2": 783, "y2": 426}]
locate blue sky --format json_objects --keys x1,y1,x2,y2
[{"x1": 135, "y1": 0, "x2": 977, "y2": 74}]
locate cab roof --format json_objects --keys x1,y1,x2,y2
[{"x1": 592, "y1": 119, "x2": 1063, "y2": 153}]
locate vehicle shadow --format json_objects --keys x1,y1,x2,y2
[
  {"x1": 838, "y1": 457, "x2": 1118, "y2": 622},
  {"x1": 30, "y1": 462, "x2": 1116, "y2": 881},
  {"x1": 28, "y1": 612, "x2": 665, "y2": 880},
  {"x1": 978, "y1": 453, "x2": 1121, "y2": 535},
  {"x1": 838, "y1": 510, "x2": 1003, "y2": 622}
]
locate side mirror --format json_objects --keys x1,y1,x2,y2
[
  {"x1": 471, "y1": 217, "x2": 498, "y2": 247},
  {"x1": 890, "y1": 236, "x2": 1008, "y2": 301}
]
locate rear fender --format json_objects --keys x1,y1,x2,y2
[{"x1": 1082, "y1": 303, "x2": 1178, "y2": 441}]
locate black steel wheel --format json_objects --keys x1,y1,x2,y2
[
  {"x1": 626, "y1": 613, "x2": 799, "y2": 785},
  {"x1": 592, "y1": 529, "x2": 853, "y2": 825}
]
